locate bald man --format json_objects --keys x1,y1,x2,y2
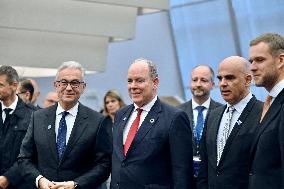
[
  {"x1": 197, "y1": 56, "x2": 263, "y2": 189},
  {"x1": 43, "y1": 92, "x2": 58, "y2": 108}
]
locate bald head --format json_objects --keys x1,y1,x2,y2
[
  {"x1": 217, "y1": 56, "x2": 252, "y2": 105},
  {"x1": 220, "y1": 56, "x2": 251, "y2": 74},
  {"x1": 43, "y1": 91, "x2": 58, "y2": 108}
]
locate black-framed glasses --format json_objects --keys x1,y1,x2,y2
[{"x1": 55, "y1": 80, "x2": 85, "y2": 89}]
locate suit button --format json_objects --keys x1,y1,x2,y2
[
  {"x1": 249, "y1": 173, "x2": 253, "y2": 176},
  {"x1": 121, "y1": 162, "x2": 126, "y2": 167},
  {"x1": 216, "y1": 171, "x2": 220, "y2": 176},
  {"x1": 116, "y1": 183, "x2": 119, "y2": 187}
]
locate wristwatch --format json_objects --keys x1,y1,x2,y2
[{"x1": 74, "y1": 181, "x2": 78, "y2": 188}]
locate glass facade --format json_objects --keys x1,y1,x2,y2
[{"x1": 170, "y1": 0, "x2": 284, "y2": 102}]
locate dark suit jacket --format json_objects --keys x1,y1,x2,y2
[
  {"x1": 111, "y1": 98, "x2": 194, "y2": 189},
  {"x1": 18, "y1": 103, "x2": 112, "y2": 189},
  {"x1": 197, "y1": 96, "x2": 262, "y2": 189},
  {"x1": 0, "y1": 97, "x2": 35, "y2": 189},
  {"x1": 248, "y1": 89, "x2": 284, "y2": 189},
  {"x1": 178, "y1": 99, "x2": 222, "y2": 156}
]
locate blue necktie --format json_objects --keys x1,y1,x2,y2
[
  {"x1": 195, "y1": 106, "x2": 205, "y2": 145},
  {"x1": 57, "y1": 111, "x2": 69, "y2": 161}
]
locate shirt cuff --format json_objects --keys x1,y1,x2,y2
[{"x1": 36, "y1": 175, "x2": 44, "y2": 188}]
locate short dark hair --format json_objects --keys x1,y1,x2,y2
[
  {"x1": 250, "y1": 33, "x2": 284, "y2": 56},
  {"x1": 0, "y1": 65, "x2": 19, "y2": 84},
  {"x1": 19, "y1": 79, "x2": 34, "y2": 101}
]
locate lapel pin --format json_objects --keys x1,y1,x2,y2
[
  {"x1": 123, "y1": 117, "x2": 127, "y2": 121},
  {"x1": 47, "y1": 125, "x2": 52, "y2": 129},
  {"x1": 150, "y1": 119, "x2": 155, "y2": 123},
  {"x1": 237, "y1": 120, "x2": 242, "y2": 125}
]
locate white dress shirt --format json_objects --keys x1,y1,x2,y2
[
  {"x1": 268, "y1": 79, "x2": 284, "y2": 105},
  {"x1": 192, "y1": 97, "x2": 211, "y2": 126},
  {"x1": 55, "y1": 102, "x2": 79, "y2": 144},
  {"x1": 217, "y1": 92, "x2": 253, "y2": 146},
  {"x1": 123, "y1": 96, "x2": 157, "y2": 145},
  {"x1": 1, "y1": 95, "x2": 18, "y2": 122}
]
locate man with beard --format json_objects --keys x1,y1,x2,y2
[
  {"x1": 248, "y1": 33, "x2": 284, "y2": 189},
  {"x1": 179, "y1": 65, "x2": 222, "y2": 178}
]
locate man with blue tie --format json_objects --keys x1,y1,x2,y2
[
  {"x1": 18, "y1": 61, "x2": 112, "y2": 189},
  {"x1": 179, "y1": 65, "x2": 222, "y2": 178},
  {"x1": 111, "y1": 58, "x2": 194, "y2": 189}
]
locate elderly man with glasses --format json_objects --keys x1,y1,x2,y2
[{"x1": 18, "y1": 61, "x2": 112, "y2": 189}]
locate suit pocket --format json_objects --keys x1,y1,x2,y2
[{"x1": 144, "y1": 184, "x2": 170, "y2": 189}]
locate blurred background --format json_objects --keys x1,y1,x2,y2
[{"x1": 1, "y1": 0, "x2": 283, "y2": 110}]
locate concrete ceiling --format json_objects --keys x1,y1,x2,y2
[{"x1": 0, "y1": 0, "x2": 168, "y2": 77}]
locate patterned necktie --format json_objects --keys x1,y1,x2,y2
[
  {"x1": 195, "y1": 106, "x2": 205, "y2": 145},
  {"x1": 57, "y1": 111, "x2": 69, "y2": 161},
  {"x1": 217, "y1": 106, "x2": 235, "y2": 165},
  {"x1": 2, "y1": 108, "x2": 12, "y2": 134},
  {"x1": 260, "y1": 95, "x2": 272, "y2": 123},
  {"x1": 124, "y1": 108, "x2": 143, "y2": 156}
]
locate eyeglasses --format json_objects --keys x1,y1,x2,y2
[{"x1": 55, "y1": 80, "x2": 85, "y2": 89}]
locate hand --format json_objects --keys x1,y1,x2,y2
[
  {"x1": 50, "y1": 181, "x2": 76, "y2": 189},
  {"x1": 0, "y1": 176, "x2": 9, "y2": 189},
  {"x1": 38, "y1": 177, "x2": 54, "y2": 189}
]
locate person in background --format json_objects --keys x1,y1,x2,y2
[
  {"x1": 29, "y1": 79, "x2": 41, "y2": 109},
  {"x1": 197, "y1": 56, "x2": 262, "y2": 189},
  {"x1": 100, "y1": 90, "x2": 126, "y2": 189},
  {"x1": 103, "y1": 90, "x2": 126, "y2": 123},
  {"x1": 178, "y1": 65, "x2": 222, "y2": 179},
  {"x1": 111, "y1": 58, "x2": 194, "y2": 189},
  {"x1": 16, "y1": 79, "x2": 38, "y2": 111},
  {"x1": 43, "y1": 91, "x2": 59, "y2": 108},
  {"x1": 18, "y1": 61, "x2": 112, "y2": 189},
  {"x1": 248, "y1": 32, "x2": 284, "y2": 189},
  {"x1": 0, "y1": 66, "x2": 36, "y2": 189}
]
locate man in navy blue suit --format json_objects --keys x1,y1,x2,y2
[{"x1": 111, "y1": 58, "x2": 194, "y2": 189}]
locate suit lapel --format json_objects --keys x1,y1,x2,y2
[
  {"x1": 61, "y1": 103, "x2": 88, "y2": 162},
  {"x1": 219, "y1": 96, "x2": 257, "y2": 164},
  {"x1": 115, "y1": 105, "x2": 134, "y2": 161},
  {"x1": 127, "y1": 100, "x2": 162, "y2": 156},
  {"x1": 44, "y1": 105, "x2": 58, "y2": 162},
  {"x1": 210, "y1": 106, "x2": 226, "y2": 169},
  {"x1": 250, "y1": 89, "x2": 284, "y2": 157}
]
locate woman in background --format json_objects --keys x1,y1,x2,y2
[
  {"x1": 103, "y1": 89, "x2": 126, "y2": 124},
  {"x1": 101, "y1": 90, "x2": 125, "y2": 189}
]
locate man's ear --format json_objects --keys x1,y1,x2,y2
[{"x1": 277, "y1": 52, "x2": 284, "y2": 69}]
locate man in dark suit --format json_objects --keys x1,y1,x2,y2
[
  {"x1": 179, "y1": 65, "x2": 222, "y2": 178},
  {"x1": 197, "y1": 56, "x2": 263, "y2": 189},
  {"x1": 0, "y1": 66, "x2": 35, "y2": 189},
  {"x1": 18, "y1": 61, "x2": 112, "y2": 189},
  {"x1": 111, "y1": 58, "x2": 194, "y2": 189},
  {"x1": 248, "y1": 33, "x2": 284, "y2": 189}
]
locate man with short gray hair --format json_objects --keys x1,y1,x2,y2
[{"x1": 18, "y1": 61, "x2": 112, "y2": 189}]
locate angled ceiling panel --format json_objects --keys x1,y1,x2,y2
[
  {"x1": 0, "y1": 28, "x2": 108, "y2": 72},
  {"x1": 76, "y1": 0, "x2": 169, "y2": 9},
  {"x1": 0, "y1": 0, "x2": 137, "y2": 39}
]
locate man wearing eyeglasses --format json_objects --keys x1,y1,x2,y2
[{"x1": 18, "y1": 61, "x2": 112, "y2": 189}]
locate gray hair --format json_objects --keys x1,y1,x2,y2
[
  {"x1": 55, "y1": 61, "x2": 85, "y2": 80},
  {"x1": 133, "y1": 58, "x2": 158, "y2": 79},
  {"x1": 0, "y1": 65, "x2": 19, "y2": 84}
]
